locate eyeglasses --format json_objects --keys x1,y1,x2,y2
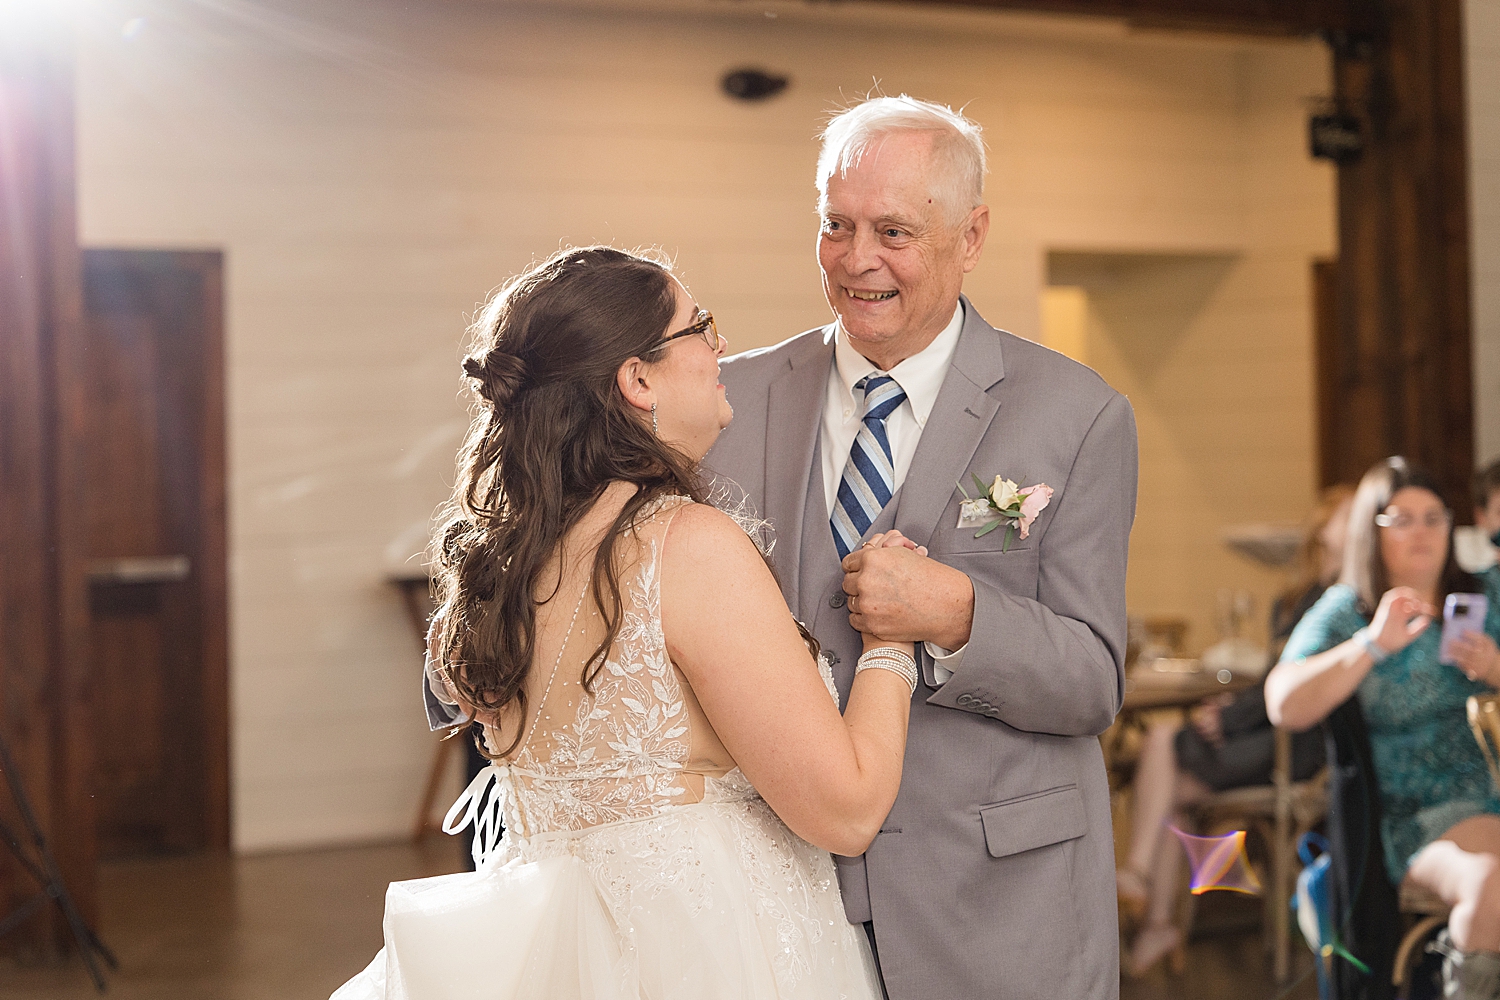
[
  {"x1": 652, "y1": 310, "x2": 723, "y2": 355},
  {"x1": 1374, "y1": 507, "x2": 1453, "y2": 532}
]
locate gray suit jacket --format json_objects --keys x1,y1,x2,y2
[{"x1": 703, "y1": 297, "x2": 1136, "y2": 1000}]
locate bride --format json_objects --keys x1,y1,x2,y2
[{"x1": 333, "y1": 246, "x2": 920, "y2": 999}]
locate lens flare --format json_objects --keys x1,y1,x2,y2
[{"x1": 1169, "y1": 826, "x2": 1262, "y2": 895}]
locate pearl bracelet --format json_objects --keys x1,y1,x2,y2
[
  {"x1": 856, "y1": 647, "x2": 918, "y2": 695},
  {"x1": 1353, "y1": 626, "x2": 1390, "y2": 665}
]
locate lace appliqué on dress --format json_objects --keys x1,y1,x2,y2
[
  {"x1": 500, "y1": 499, "x2": 696, "y2": 840},
  {"x1": 485, "y1": 497, "x2": 850, "y2": 976},
  {"x1": 715, "y1": 790, "x2": 839, "y2": 988},
  {"x1": 415, "y1": 494, "x2": 882, "y2": 1000}
]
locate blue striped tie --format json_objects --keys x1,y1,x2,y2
[{"x1": 831, "y1": 374, "x2": 907, "y2": 559}]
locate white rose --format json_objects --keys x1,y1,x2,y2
[{"x1": 989, "y1": 476, "x2": 1019, "y2": 511}]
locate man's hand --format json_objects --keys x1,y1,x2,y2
[{"x1": 842, "y1": 529, "x2": 974, "y2": 649}]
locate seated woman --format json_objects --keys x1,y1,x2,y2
[
  {"x1": 1116, "y1": 485, "x2": 1353, "y2": 976},
  {"x1": 1266, "y1": 457, "x2": 1500, "y2": 1000}
]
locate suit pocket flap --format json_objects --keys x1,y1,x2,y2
[{"x1": 979, "y1": 784, "x2": 1086, "y2": 859}]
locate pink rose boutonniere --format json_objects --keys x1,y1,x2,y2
[{"x1": 956, "y1": 474, "x2": 1054, "y2": 550}]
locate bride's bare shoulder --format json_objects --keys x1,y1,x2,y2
[{"x1": 660, "y1": 502, "x2": 764, "y2": 570}]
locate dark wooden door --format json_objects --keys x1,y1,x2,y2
[{"x1": 81, "y1": 249, "x2": 227, "y2": 858}]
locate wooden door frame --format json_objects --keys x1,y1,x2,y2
[
  {"x1": 186, "y1": 250, "x2": 230, "y2": 852},
  {"x1": 194, "y1": 251, "x2": 230, "y2": 853}
]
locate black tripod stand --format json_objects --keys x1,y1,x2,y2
[{"x1": 0, "y1": 730, "x2": 116, "y2": 992}]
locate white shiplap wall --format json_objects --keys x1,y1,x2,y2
[{"x1": 76, "y1": 0, "x2": 1333, "y2": 850}]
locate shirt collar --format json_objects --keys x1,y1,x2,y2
[{"x1": 834, "y1": 301, "x2": 965, "y2": 428}]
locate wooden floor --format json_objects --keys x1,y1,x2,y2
[
  {"x1": 0, "y1": 839, "x2": 1317, "y2": 999},
  {"x1": 1120, "y1": 905, "x2": 1320, "y2": 1000},
  {"x1": 0, "y1": 839, "x2": 466, "y2": 1000}
]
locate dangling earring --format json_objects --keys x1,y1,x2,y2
[{"x1": 651, "y1": 403, "x2": 659, "y2": 436}]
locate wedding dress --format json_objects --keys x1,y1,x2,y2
[{"x1": 333, "y1": 496, "x2": 881, "y2": 1000}]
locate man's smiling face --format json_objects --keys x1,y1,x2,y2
[{"x1": 817, "y1": 130, "x2": 988, "y2": 370}]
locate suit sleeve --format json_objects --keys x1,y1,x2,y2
[
  {"x1": 423, "y1": 609, "x2": 470, "y2": 731},
  {"x1": 424, "y1": 662, "x2": 468, "y2": 730},
  {"x1": 925, "y1": 392, "x2": 1137, "y2": 737}
]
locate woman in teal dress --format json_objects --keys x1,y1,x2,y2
[{"x1": 1266, "y1": 458, "x2": 1500, "y2": 998}]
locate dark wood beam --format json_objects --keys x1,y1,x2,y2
[
  {"x1": 1323, "y1": 0, "x2": 1475, "y2": 510},
  {"x1": 877, "y1": 0, "x2": 1365, "y2": 36},
  {"x1": 893, "y1": 0, "x2": 1475, "y2": 513},
  {"x1": 0, "y1": 11, "x2": 96, "y2": 949}
]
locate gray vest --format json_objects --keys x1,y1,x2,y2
[{"x1": 793, "y1": 438, "x2": 902, "y2": 923}]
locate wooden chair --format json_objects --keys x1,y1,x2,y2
[
  {"x1": 1182, "y1": 727, "x2": 1328, "y2": 983},
  {"x1": 1392, "y1": 884, "x2": 1451, "y2": 998},
  {"x1": 1385, "y1": 695, "x2": 1494, "y2": 995}
]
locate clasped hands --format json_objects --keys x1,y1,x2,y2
[
  {"x1": 1370, "y1": 586, "x2": 1500, "y2": 687},
  {"x1": 840, "y1": 529, "x2": 975, "y2": 651}
]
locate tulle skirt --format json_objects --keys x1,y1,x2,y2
[{"x1": 331, "y1": 794, "x2": 881, "y2": 1000}]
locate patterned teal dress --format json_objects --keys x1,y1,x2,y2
[{"x1": 1281, "y1": 566, "x2": 1500, "y2": 884}]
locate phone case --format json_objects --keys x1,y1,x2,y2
[{"x1": 1439, "y1": 592, "x2": 1489, "y2": 664}]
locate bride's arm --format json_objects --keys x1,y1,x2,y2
[{"x1": 660, "y1": 503, "x2": 912, "y2": 857}]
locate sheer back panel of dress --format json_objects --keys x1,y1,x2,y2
[
  {"x1": 488, "y1": 495, "x2": 737, "y2": 840},
  {"x1": 362, "y1": 492, "x2": 883, "y2": 1000}
]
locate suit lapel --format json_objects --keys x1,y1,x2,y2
[
  {"x1": 763, "y1": 328, "x2": 835, "y2": 616},
  {"x1": 896, "y1": 297, "x2": 1008, "y2": 550}
]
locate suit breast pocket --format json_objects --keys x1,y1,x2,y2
[{"x1": 933, "y1": 541, "x2": 1040, "y2": 601}]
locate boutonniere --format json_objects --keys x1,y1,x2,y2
[{"x1": 955, "y1": 474, "x2": 1054, "y2": 550}]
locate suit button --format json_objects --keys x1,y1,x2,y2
[
  {"x1": 957, "y1": 694, "x2": 974, "y2": 706},
  {"x1": 828, "y1": 653, "x2": 841, "y2": 666},
  {"x1": 980, "y1": 701, "x2": 993, "y2": 712},
  {"x1": 829, "y1": 593, "x2": 846, "y2": 609}
]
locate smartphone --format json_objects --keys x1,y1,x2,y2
[{"x1": 1439, "y1": 593, "x2": 1489, "y2": 664}]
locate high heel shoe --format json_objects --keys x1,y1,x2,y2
[
  {"x1": 1115, "y1": 867, "x2": 1149, "y2": 922},
  {"x1": 1124, "y1": 923, "x2": 1185, "y2": 978}
]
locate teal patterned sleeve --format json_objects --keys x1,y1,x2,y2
[
  {"x1": 1482, "y1": 567, "x2": 1500, "y2": 642},
  {"x1": 1279, "y1": 584, "x2": 1366, "y2": 663}
]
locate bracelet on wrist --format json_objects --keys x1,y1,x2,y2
[
  {"x1": 1353, "y1": 627, "x2": 1390, "y2": 665},
  {"x1": 855, "y1": 647, "x2": 918, "y2": 695}
]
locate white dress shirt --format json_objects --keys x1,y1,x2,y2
[{"x1": 820, "y1": 301, "x2": 968, "y2": 681}]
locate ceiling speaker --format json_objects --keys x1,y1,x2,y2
[{"x1": 721, "y1": 69, "x2": 790, "y2": 102}]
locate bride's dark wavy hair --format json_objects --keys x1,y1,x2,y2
[{"x1": 429, "y1": 246, "x2": 706, "y2": 756}]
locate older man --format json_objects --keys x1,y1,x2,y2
[{"x1": 704, "y1": 96, "x2": 1138, "y2": 999}]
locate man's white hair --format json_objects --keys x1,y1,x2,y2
[{"x1": 816, "y1": 95, "x2": 987, "y2": 227}]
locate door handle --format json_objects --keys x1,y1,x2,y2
[{"x1": 87, "y1": 555, "x2": 191, "y2": 584}]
